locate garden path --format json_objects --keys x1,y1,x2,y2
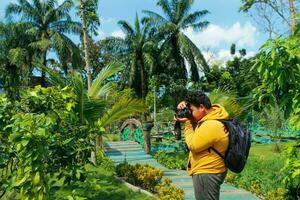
[{"x1": 104, "y1": 141, "x2": 259, "y2": 200}]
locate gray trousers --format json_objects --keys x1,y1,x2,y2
[{"x1": 192, "y1": 171, "x2": 227, "y2": 200}]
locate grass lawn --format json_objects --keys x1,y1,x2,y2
[
  {"x1": 53, "y1": 164, "x2": 156, "y2": 200},
  {"x1": 225, "y1": 143, "x2": 287, "y2": 200}
]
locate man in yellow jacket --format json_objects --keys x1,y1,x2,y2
[{"x1": 176, "y1": 91, "x2": 229, "y2": 200}]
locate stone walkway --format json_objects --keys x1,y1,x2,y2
[{"x1": 104, "y1": 141, "x2": 260, "y2": 200}]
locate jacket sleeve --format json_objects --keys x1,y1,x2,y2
[{"x1": 184, "y1": 120, "x2": 220, "y2": 153}]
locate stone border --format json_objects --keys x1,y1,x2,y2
[{"x1": 114, "y1": 176, "x2": 158, "y2": 199}]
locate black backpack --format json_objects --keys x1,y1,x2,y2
[{"x1": 200, "y1": 119, "x2": 251, "y2": 173}]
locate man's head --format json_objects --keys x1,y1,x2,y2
[{"x1": 185, "y1": 91, "x2": 212, "y2": 121}]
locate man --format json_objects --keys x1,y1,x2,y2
[{"x1": 175, "y1": 91, "x2": 229, "y2": 200}]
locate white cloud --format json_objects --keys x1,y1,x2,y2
[
  {"x1": 183, "y1": 22, "x2": 257, "y2": 49},
  {"x1": 100, "y1": 17, "x2": 117, "y2": 24},
  {"x1": 95, "y1": 30, "x2": 106, "y2": 40},
  {"x1": 111, "y1": 30, "x2": 125, "y2": 39},
  {"x1": 202, "y1": 49, "x2": 257, "y2": 66}
]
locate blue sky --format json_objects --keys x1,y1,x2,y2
[{"x1": 0, "y1": 0, "x2": 269, "y2": 64}]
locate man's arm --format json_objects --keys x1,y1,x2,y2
[{"x1": 184, "y1": 121, "x2": 219, "y2": 152}]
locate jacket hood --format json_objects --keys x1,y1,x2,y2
[{"x1": 200, "y1": 104, "x2": 229, "y2": 122}]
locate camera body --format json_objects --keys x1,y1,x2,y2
[{"x1": 175, "y1": 107, "x2": 192, "y2": 118}]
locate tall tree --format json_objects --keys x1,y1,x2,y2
[
  {"x1": 0, "y1": 22, "x2": 36, "y2": 100},
  {"x1": 114, "y1": 14, "x2": 153, "y2": 99},
  {"x1": 6, "y1": 0, "x2": 82, "y2": 86},
  {"x1": 78, "y1": 0, "x2": 100, "y2": 91},
  {"x1": 143, "y1": 0, "x2": 210, "y2": 82}
]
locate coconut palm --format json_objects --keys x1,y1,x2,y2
[
  {"x1": 0, "y1": 22, "x2": 36, "y2": 100},
  {"x1": 6, "y1": 0, "x2": 82, "y2": 85},
  {"x1": 143, "y1": 0, "x2": 211, "y2": 82},
  {"x1": 116, "y1": 14, "x2": 153, "y2": 99}
]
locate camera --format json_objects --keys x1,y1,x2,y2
[{"x1": 175, "y1": 107, "x2": 192, "y2": 118}]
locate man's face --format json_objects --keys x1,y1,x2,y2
[{"x1": 189, "y1": 104, "x2": 205, "y2": 121}]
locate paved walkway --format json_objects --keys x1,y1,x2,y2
[{"x1": 104, "y1": 141, "x2": 259, "y2": 200}]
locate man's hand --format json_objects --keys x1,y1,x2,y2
[
  {"x1": 174, "y1": 101, "x2": 190, "y2": 123},
  {"x1": 173, "y1": 116, "x2": 189, "y2": 123},
  {"x1": 177, "y1": 101, "x2": 187, "y2": 110}
]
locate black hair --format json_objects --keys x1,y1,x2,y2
[{"x1": 185, "y1": 91, "x2": 212, "y2": 109}]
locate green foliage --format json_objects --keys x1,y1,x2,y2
[
  {"x1": 253, "y1": 36, "x2": 300, "y2": 117},
  {"x1": 96, "y1": 150, "x2": 116, "y2": 171},
  {"x1": 0, "y1": 22, "x2": 34, "y2": 100},
  {"x1": 9, "y1": 113, "x2": 54, "y2": 200},
  {"x1": 0, "y1": 95, "x2": 17, "y2": 196},
  {"x1": 154, "y1": 151, "x2": 187, "y2": 170},
  {"x1": 53, "y1": 164, "x2": 156, "y2": 200},
  {"x1": 281, "y1": 143, "x2": 300, "y2": 199},
  {"x1": 143, "y1": 0, "x2": 210, "y2": 82},
  {"x1": 1, "y1": 86, "x2": 95, "y2": 199},
  {"x1": 116, "y1": 162, "x2": 163, "y2": 192},
  {"x1": 6, "y1": 0, "x2": 83, "y2": 79},
  {"x1": 155, "y1": 178, "x2": 184, "y2": 200},
  {"x1": 208, "y1": 89, "x2": 251, "y2": 120}
]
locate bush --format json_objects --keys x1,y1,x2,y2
[
  {"x1": 154, "y1": 150, "x2": 187, "y2": 170},
  {"x1": 1, "y1": 86, "x2": 94, "y2": 199},
  {"x1": 116, "y1": 162, "x2": 163, "y2": 192},
  {"x1": 155, "y1": 178, "x2": 184, "y2": 200},
  {"x1": 97, "y1": 149, "x2": 115, "y2": 171}
]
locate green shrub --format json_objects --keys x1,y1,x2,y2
[
  {"x1": 281, "y1": 143, "x2": 300, "y2": 200},
  {"x1": 154, "y1": 150, "x2": 187, "y2": 170},
  {"x1": 116, "y1": 162, "x2": 163, "y2": 192},
  {"x1": 2, "y1": 86, "x2": 94, "y2": 199},
  {"x1": 53, "y1": 164, "x2": 155, "y2": 200},
  {"x1": 155, "y1": 178, "x2": 184, "y2": 200},
  {"x1": 97, "y1": 149, "x2": 116, "y2": 171}
]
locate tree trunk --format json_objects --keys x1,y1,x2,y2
[
  {"x1": 289, "y1": 0, "x2": 295, "y2": 34},
  {"x1": 80, "y1": 0, "x2": 96, "y2": 165},
  {"x1": 41, "y1": 50, "x2": 47, "y2": 87},
  {"x1": 80, "y1": 0, "x2": 92, "y2": 91}
]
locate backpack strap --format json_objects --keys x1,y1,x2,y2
[
  {"x1": 209, "y1": 147, "x2": 225, "y2": 160},
  {"x1": 197, "y1": 119, "x2": 226, "y2": 160}
]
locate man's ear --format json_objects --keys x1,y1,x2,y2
[{"x1": 199, "y1": 104, "x2": 205, "y2": 110}]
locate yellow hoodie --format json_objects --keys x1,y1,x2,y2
[{"x1": 184, "y1": 104, "x2": 229, "y2": 176}]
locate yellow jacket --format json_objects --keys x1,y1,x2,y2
[{"x1": 184, "y1": 104, "x2": 229, "y2": 176}]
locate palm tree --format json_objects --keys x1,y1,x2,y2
[
  {"x1": 143, "y1": 0, "x2": 211, "y2": 82},
  {"x1": 41, "y1": 62, "x2": 146, "y2": 162},
  {"x1": 0, "y1": 22, "x2": 36, "y2": 100},
  {"x1": 116, "y1": 14, "x2": 153, "y2": 99},
  {"x1": 6, "y1": 0, "x2": 82, "y2": 86}
]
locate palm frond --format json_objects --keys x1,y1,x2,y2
[
  {"x1": 190, "y1": 21, "x2": 209, "y2": 31},
  {"x1": 98, "y1": 98, "x2": 146, "y2": 127},
  {"x1": 134, "y1": 13, "x2": 141, "y2": 35},
  {"x1": 209, "y1": 89, "x2": 252, "y2": 120},
  {"x1": 89, "y1": 62, "x2": 123, "y2": 98},
  {"x1": 179, "y1": 10, "x2": 209, "y2": 29},
  {"x1": 83, "y1": 97, "x2": 106, "y2": 123},
  {"x1": 51, "y1": 20, "x2": 82, "y2": 35},
  {"x1": 118, "y1": 20, "x2": 134, "y2": 36},
  {"x1": 142, "y1": 10, "x2": 168, "y2": 25},
  {"x1": 29, "y1": 39, "x2": 51, "y2": 51},
  {"x1": 179, "y1": 33, "x2": 210, "y2": 74},
  {"x1": 175, "y1": 0, "x2": 193, "y2": 23},
  {"x1": 93, "y1": 82, "x2": 115, "y2": 98},
  {"x1": 34, "y1": 60, "x2": 66, "y2": 86},
  {"x1": 56, "y1": 0, "x2": 73, "y2": 16},
  {"x1": 157, "y1": 0, "x2": 172, "y2": 19}
]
